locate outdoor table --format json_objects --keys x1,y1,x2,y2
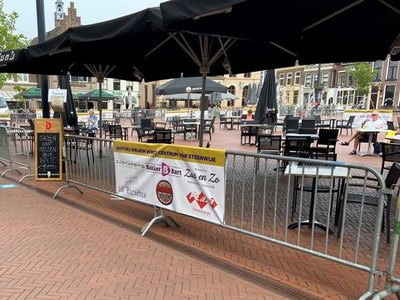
[
  {"x1": 284, "y1": 163, "x2": 349, "y2": 233},
  {"x1": 285, "y1": 133, "x2": 319, "y2": 141},
  {"x1": 122, "y1": 125, "x2": 141, "y2": 137},
  {"x1": 225, "y1": 116, "x2": 242, "y2": 130},
  {"x1": 385, "y1": 135, "x2": 400, "y2": 143},
  {"x1": 357, "y1": 128, "x2": 387, "y2": 157}
]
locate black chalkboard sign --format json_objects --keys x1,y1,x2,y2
[{"x1": 36, "y1": 132, "x2": 61, "y2": 179}]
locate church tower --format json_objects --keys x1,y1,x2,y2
[{"x1": 55, "y1": 0, "x2": 64, "y2": 22}]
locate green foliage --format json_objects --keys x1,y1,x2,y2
[
  {"x1": 346, "y1": 62, "x2": 377, "y2": 95},
  {"x1": 0, "y1": 0, "x2": 29, "y2": 89}
]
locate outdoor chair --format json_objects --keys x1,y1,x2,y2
[
  {"x1": 284, "y1": 117, "x2": 300, "y2": 134},
  {"x1": 336, "y1": 116, "x2": 355, "y2": 135},
  {"x1": 277, "y1": 114, "x2": 293, "y2": 132},
  {"x1": 108, "y1": 125, "x2": 127, "y2": 141},
  {"x1": 203, "y1": 116, "x2": 216, "y2": 140},
  {"x1": 380, "y1": 142, "x2": 400, "y2": 174},
  {"x1": 219, "y1": 114, "x2": 229, "y2": 129},
  {"x1": 69, "y1": 133, "x2": 95, "y2": 165},
  {"x1": 387, "y1": 121, "x2": 395, "y2": 131},
  {"x1": 315, "y1": 115, "x2": 331, "y2": 129},
  {"x1": 257, "y1": 134, "x2": 281, "y2": 156},
  {"x1": 336, "y1": 162, "x2": 400, "y2": 243},
  {"x1": 311, "y1": 129, "x2": 339, "y2": 161},
  {"x1": 397, "y1": 116, "x2": 400, "y2": 129},
  {"x1": 283, "y1": 136, "x2": 312, "y2": 160},
  {"x1": 301, "y1": 118, "x2": 316, "y2": 129},
  {"x1": 140, "y1": 118, "x2": 154, "y2": 135}
]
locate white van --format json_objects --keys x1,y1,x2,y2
[{"x1": 0, "y1": 96, "x2": 10, "y2": 114}]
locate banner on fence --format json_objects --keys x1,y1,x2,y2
[
  {"x1": 113, "y1": 141, "x2": 226, "y2": 224},
  {"x1": 343, "y1": 109, "x2": 392, "y2": 128}
]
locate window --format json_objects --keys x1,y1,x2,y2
[
  {"x1": 228, "y1": 85, "x2": 235, "y2": 95},
  {"x1": 70, "y1": 75, "x2": 87, "y2": 82},
  {"x1": 387, "y1": 60, "x2": 398, "y2": 80},
  {"x1": 279, "y1": 74, "x2": 285, "y2": 86},
  {"x1": 102, "y1": 81, "x2": 108, "y2": 90},
  {"x1": 384, "y1": 85, "x2": 395, "y2": 102},
  {"x1": 374, "y1": 60, "x2": 383, "y2": 81},
  {"x1": 322, "y1": 73, "x2": 329, "y2": 87},
  {"x1": 313, "y1": 73, "x2": 318, "y2": 88},
  {"x1": 286, "y1": 73, "x2": 292, "y2": 86},
  {"x1": 339, "y1": 74, "x2": 346, "y2": 87},
  {"x1": 17, "y1": 73, "x2": 29, "y2": 82},
  {"x1": 113, "y1": 79, "x2": 120, "y2": 90},
  {"x1": 243, "y1": 72, "x2": 251, "y2": 78},
  {"x1": 294, "y1": 72, "x2": 300, "y2": 85},
  {"x1": 305, "y1": 74, "x2": 312, "y2": 87},
  {"x1": 348, "y1": 75, "x2": 354, "y2": 87}
]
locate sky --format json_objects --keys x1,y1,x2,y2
[{"x1": 4, "y1": 0, "x2": 165, "y2": 40}]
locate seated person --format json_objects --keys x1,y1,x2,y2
[
  {"x1": 246, "y1": 109, "x2": 254, "y2": 121},
  {"x1": 340, "y1": 111, "x2": 386, "y2": 155},
  {"x1": 83, "y1": 109, "x2": 98, "y2": 134}
]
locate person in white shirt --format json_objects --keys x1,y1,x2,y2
[{"x1": 340, "y1": 111, "x2": 386, "y2": 155}]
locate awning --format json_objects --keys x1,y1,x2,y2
[{"x1": 0, "y1": 90, "x2": 18, "y2": 101}]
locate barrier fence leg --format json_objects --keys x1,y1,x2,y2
[
  {"x1": 53, "y1": 181, "x2": 84, "y2": 199},
  {"x1": 141, "y1": 206, "x2": 179, "y2": 236},
  {"x1": 370, "y1": 195, "x2": 400, "y2": 300}
]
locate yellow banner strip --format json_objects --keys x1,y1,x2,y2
[{"x1": 113, "y1": 141, "x2": 226, "y2": 167}]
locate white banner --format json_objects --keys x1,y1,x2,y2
[
  {"x1": 343, "y1": 109, "x2": 392, "y2": 128},
  {"x1": 113, "y1": 142, "x2": 226, "y2": 224}
]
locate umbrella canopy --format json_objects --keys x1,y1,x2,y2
[
  {"x1": 254, "y1": 70, "x2": 277, "y2": 124},
  {"x1": 155, "y1": 77, "x2": 228, "y2": 95},
  {"x1": 17, "y1": 87, "x2": 42, "y2": 99},
  {"x1": 78, "y1": 89, "x2": 116, "y2": 101},
  {"x1": 160, "y1": 0, "x2": 400, "y2": 64},
  {"x1": 0, "y1": 7, "x2": 298, "y2": 146},
  {"x1": 163, "y1": 91, "x2": 235, "y2": 100}
]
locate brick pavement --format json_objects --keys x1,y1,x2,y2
[
  {"x1": 1, "y1": 118, "x2": 398, "y2": 299},
  {"x1": 0, "y1": 176, "x2": 288, "y2": 299}
]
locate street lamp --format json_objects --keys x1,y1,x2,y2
[{"x1": 186, "y1": 86, "x2": 192, "y2": 116}]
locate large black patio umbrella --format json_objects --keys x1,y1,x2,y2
[
  {"x1": 0, "y1": 8, "x2": 298, "y2": 146},
  {"x1": 155, "y1": 77, "x2": 228, "y2": 95},
  {"x1": 254, "y1": 69, "x2": 277, "y2": 124},
  {"x1": 160, "y1": 0, "x2": 400, "y2": 64}
]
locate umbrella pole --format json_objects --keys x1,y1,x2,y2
[
  {"x1": 98, "y1": 79, "x2": 103, "y2": 158},
  {"x1": 198, "y1": 70, "x2": 207, "y2": 148}
]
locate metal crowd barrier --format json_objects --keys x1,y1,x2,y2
[
  {"x1": 0, "y1": 126, "x2": 33, "y2": 182},
  {"x1": 56, "y1": 135, "x2": 391, "y2": 298}
]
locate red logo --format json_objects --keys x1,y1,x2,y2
[
  {"x1": 45, "y1": 122, "x2": 51, "y2": 130},
  {"x1": 186, "y1": 192, "x2": 217, "y2": 209}
]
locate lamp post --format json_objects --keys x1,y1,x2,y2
[
  {"x1": 36, "y1": 0, "x2": 50, "y2": 118},
  {"x1": 186, "y1": 86, "x2": 192, "y2": 116}
]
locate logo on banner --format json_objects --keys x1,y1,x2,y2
[
  {"x1": 156, "y1": 180, "x2": 173, "y2": 205},
  {"x1": 162, "y1": 162, "x2": 170, "y2": 176},
  {"x1": 45, "y1": 122, "x2": 52, "y2": 130},
  {"x1": 186, "y1": 192, "x2": 217, "y2": 209}
]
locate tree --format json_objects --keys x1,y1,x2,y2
[
  {"x1": 0, "y1": 0, "x2": 29, "y2": 89},
  {"x1": 346, "y1": 62, "x2": 377, "y2": 108}
]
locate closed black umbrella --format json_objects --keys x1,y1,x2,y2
[
  {"x1": 254, "y1": 70, "x2": 277, "y2": 124},
  {"x1": 58, "y1": 75, "x2": 78, "y2": 128}
]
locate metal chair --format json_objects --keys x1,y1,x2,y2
[
  {"x1": 311, "y1": 129, "x2": 339, "y2": 161},
  {"x1": 285, "y1": 117, "x2": 300, "y2": 134},
  {"x1": 336, "y1": 116, "x2": 355, "y2": 135},
  {"x1": 257, "y1": 134, "x2": 281, "y2": 155},
  {"x1": 240, "y1": 121, "x2": 258, "y2": 145},
  {"x1": 203, "y1": 116, "x2": 216, "y2": 140},
  {"x1": 337, "y1": 162, "x2": 400, "y2": 243},
  {"x1": 380, "y1": 142, "x2": 400, "y2": 174}
]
